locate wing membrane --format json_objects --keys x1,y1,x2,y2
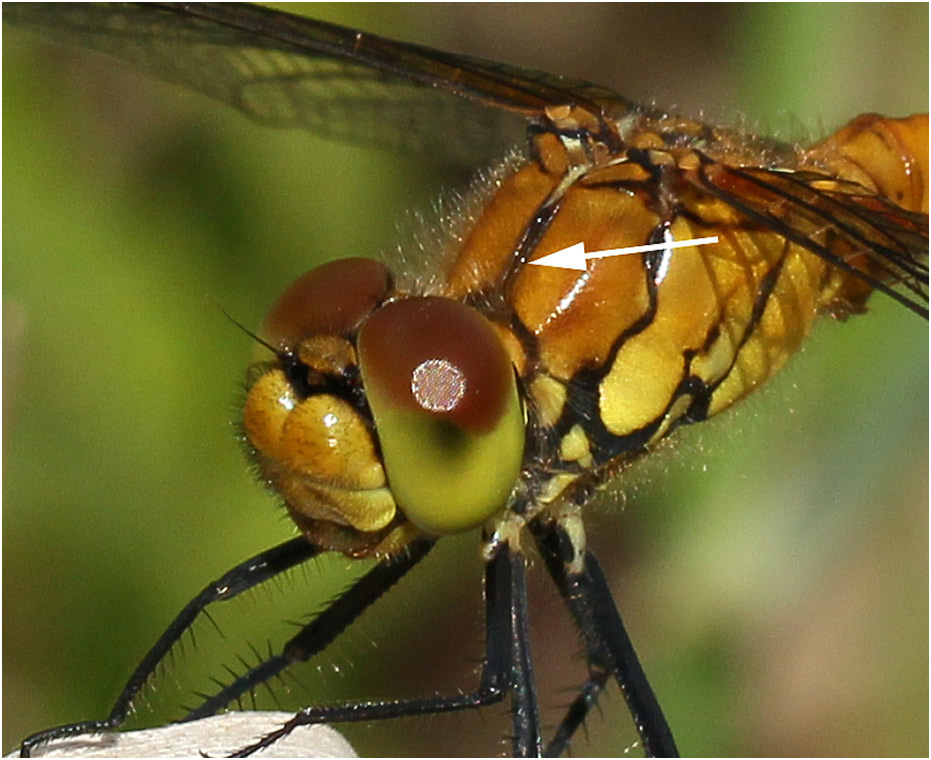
[
  {"x1": 3, "y1": 2, "x2": 628, "y2": 165},
  {"x1": 5, "y1": 2, "x2": 927, "y2": 313}
]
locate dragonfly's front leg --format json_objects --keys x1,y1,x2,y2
[
  {"x1": 228, "y1": 540, "x2": 541, "y2": 757},
  {"x1": 19, "y1": 538, "x2": 321, "y2": 757}
]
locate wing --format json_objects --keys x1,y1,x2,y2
[
  {"x1": 5, "y1": 2, "x2": 927, "y2": 315},
  {"x1": 691, "y1": 160, "x2": 929, "y2": 317},
  {"x1": 2, "y1": 2, "x2": 630, "y2": 166}
]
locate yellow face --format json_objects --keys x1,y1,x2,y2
[{"x1": 242, "y1": 258, "x2": 526, "y2": 556}]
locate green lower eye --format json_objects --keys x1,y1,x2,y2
[
  {"x1": 369, "y1": 392, "x2": 524, "y2": 535},
  {"x1": 358, "y1": 297, "x2": 525, "y2": 535}
]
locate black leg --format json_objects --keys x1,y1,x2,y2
[
  {"x1": 20, "y1": 537, "x2": 321, "y2": 757},
  {"x1": 183, "y1": 538, "x2": 436, "y2": 721},
  {"x1": 543, "y1": 665, "x2": 609, "y2": 757},
  {"x1": 230, "y1": 540, "x2": 535, "y2": 757},
  {"x1": 508, "y1": 549, "x2": 542, "y2": 757},
  {"x1": 532, "y1": 520, "x2": 679, "y2": 758}
]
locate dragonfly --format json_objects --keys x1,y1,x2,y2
[{"x1": 3, "y1": 2, "x2": 928, "y2": 756}]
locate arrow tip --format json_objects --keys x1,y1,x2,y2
[{"x1": 529, "y1": 242, "x2": 588, "y2": 271}]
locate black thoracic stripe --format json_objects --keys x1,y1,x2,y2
[
  {"x1": 468, "y1": 134, "x2": 572, "y2": 314},
  {"x1": 569, "y1": 378, "x2": 664, "y2": 463},
  {"x1": 548, "y1": 240, "x2": 660, "y2": 439},
  {"x1": 690, "y1": 238, "x2": 788, "y2": 422},
  {"x1": 543, "y1": 220, "x2": 673, "y2": 463},
  {"x1": 547, "y1": 229, "x2": 793, "y2": 465},
  {"x1": 625, "y1": 147, "x2": 666, "y2": 185},
  {"x1": 512, "y1": 135, "x2": 839, "y2": 469},
  {"x1": 674, "y1": 232, "x2": 788, "y2": 423},
  {"x1": 562, "y1": 360, "x2": 719, "y2": 466},
  {"x1": 547, "y1": 214, "x2": 688, "y2": 448}
]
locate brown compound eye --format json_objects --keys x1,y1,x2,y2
[
  {"x1": 358, "y1": 297, "x2": 525, "y2": 535},
  {"x1": 261, "y1": 257, "x2": 390, "y2": 350}
]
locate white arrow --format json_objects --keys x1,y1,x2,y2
[{"x1": 529, "y1": 235, "x2": 719, "y2": 271}]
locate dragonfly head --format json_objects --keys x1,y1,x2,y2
[{"x1": 242, "y1": 257, "x2": 525, "y2": 557}]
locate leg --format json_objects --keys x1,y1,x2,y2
[
  {"x1": 184, "y1": 538, "x2": 436, "y2": 721},
  {"x1": 532, "y1": 520, "x2": 679, "y2": 758},
  {"x1": 543, "y1": 665, "x2": 609, "y2": 757},
  {"x1": 508, "y1": 548, "x2": 543, "y2": 757},
  {"x1": 230, "y1": 542, "x2": 542, "y2": 757},
  {"x1": 20, "y1": 537, "x2": 321, "y2": 757}
]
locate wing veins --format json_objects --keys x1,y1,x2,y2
[
  {"x1": 734, "y1": 166, "x2": 928, "y2": 283},
  {"x1": 694, "y1": 159, "x2": 929, "y2": 318}
]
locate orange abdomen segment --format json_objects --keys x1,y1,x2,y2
[{"x1": 808, "y1": 113, "x2": 929, "y2": 214}]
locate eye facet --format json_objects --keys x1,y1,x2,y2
[
  {"x1": 261, "y1": 257, "x2": 390, "y2": 350},
  {"x1": 358, "y1": 297, "x2": 525, "y2": 535}
]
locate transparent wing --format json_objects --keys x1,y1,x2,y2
[
  {"x1": 5, "y1": 3, "x2": 926, "y2": 312},
  {"x1": 3, "y1": 2, "x2": 631, "y2": 166}
]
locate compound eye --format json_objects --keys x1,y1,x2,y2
[
  {"x1": 261, "y1": 257, "x2": 390, "y2": 350},
  {"x1": 358, "y1": 297, "x2": 525, "y2": 535}
]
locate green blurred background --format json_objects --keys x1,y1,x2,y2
[{"x1": 4, "y1": 3, "x2": 927, "y2": 756}]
